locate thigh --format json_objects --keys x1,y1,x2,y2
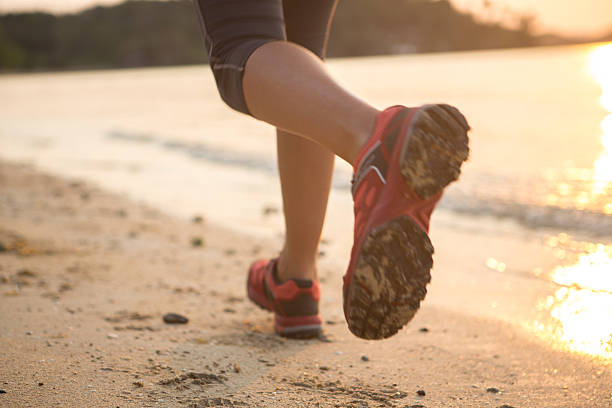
[
  {"x1": 194, "y1": 0, "x2": 286, "y2": 58},
  {"x1": 282, "y1": 0, "x2": 338, "y2": 59}
]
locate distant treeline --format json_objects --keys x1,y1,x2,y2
[{"x1": 0, "y1": 0, "x2": 604, "y2": 72}]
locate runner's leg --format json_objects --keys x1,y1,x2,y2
[
  {"x1": 193, "y1": 0, "x2": 379, "y2": 165},
  {"x1": 275, "y1": 0, "x2": 337, "y2": 282},
  {"x1": 243, "y1": 41, "x2": 378, "y2": 164}
]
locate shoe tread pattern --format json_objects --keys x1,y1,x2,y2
[
  {"x1": 346, "y1": 104, "x2": 469, "y2": 340},
  {"x1": 400, "y1": 104, "x2": 470, "y2": 199},
  {"x1": 346, "y1": 216, "x2": 433, "y2": 340}
]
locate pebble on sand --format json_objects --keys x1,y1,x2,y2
[
  {"x1": 360, "y1": 355, "x2": 369, "y2": 362},
  {"x1": 163, "y1": 313, "x2": 189, "y2": 324},
  {"x1": 191, "y1": 237, "x2": 204, "y2": 247},
  {"x1": 487, "y1": 387, "x2": 500, "y2": 394},
  {"x1": 0, "y1": 389, "x2": 6, "y2": 394},
  {"x1": 416, "y1": 389, "x2": 426, "y2": 396},
  {"x1": 262, "y1": 205, "x2": 279, "y2": 216},
  {"x1": 419, "y1": 327, "x2": 429, "y2": 333}
]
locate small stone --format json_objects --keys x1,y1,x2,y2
[
  {"x1": 0, "y1": 389, "x2": 6, "y2": 393},
  {"x1": 487, "y1": 387, "x2": 500, "y2": 394},
  {"x1": 107, "y1": 332, "x2": 118, "y2": 339},
  {"x1": 191, "y1": 237, "x2": 204, "y2": 248},
  {"x1": 416, "y1": 389, "x2": 426, "y2": 396},
  {"x1": 17, "y1": 269, "x2": 36, "y2": 278},
  {"x1": 319, "y1": 366, "x2": 330, "y2": 371},
  {"x1": 192, "y1": 215, "x2": 204, "y2": 224},
  {"x1": 58, "y1": 283, "x2": 73, "y2": 292},
  {"x1": 133, "y1": 380, "x2": 144, "y2": 388},
  {"x1": 262, "y1": 205, "x2": 279, "y2": 216},
  {"x1": 234, "y1": 362, "x2": 241, "y2": 373},
  {"x1": 26, "y1": 331, "x2": 32, "y2": 335},
  {"x1": 38, "y1": 382, "x2": 44, "y2": 386},
  {"x1": 419, "y1": 327, "x2": 429, "y2": 333},
  {"x1": 163, "y1": 313, "x2": 188, "y2": 324},
  {"x1": 360, "y1": 355, "x2": 369, "y2": 362},
  {"x1": 498, "y1": 405, "x2": 516, "y2": 408}
]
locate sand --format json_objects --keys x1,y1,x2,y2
[{"x1": 0, "y1": 159, "x2": 610, "y2": 408}]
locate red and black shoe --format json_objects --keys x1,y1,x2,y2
[
  {"x1": 247, "y1": 258, "x2": 322, "y2": 338},
  {"x1": 344, "y1": 104, "x2": 470, "y2": 340}
]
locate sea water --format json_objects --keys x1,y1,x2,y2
[{"x1": 1, "y1": 43, "x2": 611, "y2": 359}]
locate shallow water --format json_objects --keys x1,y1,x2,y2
[{"x1": 1, "y1": 43, "x2": 611, "y2": 360}]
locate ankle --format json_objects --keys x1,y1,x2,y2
[
  {"x1": 346, "y1": 107, "x2": 380, "y2": 166},
  {"x1": 277, "y1": 251, "x2": 317, "y2": 282}
]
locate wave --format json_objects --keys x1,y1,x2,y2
[{"x1": 108, "y1": 130, "x2": 612, "y2": 238}]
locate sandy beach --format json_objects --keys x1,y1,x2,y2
[{"x1": 1, "y1": 159, "x2": 610, "y2": 407}]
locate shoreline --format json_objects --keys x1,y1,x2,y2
[{"x1": 1, "y1": 159, "x2": 610, "y2": 407}]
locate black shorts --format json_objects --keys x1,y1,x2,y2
[{"x1": 193, "y1": 0, "x2": 338, "y2": 115}]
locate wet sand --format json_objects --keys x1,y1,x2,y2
[{"x1": 0, "y1": 160, "x2": 610, "y2": 408}]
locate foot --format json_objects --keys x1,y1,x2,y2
[
  {"x1": 247, "y1": 258, "x2": 322, "y2": 338},
  {"x1": 343, "y1": 104, "x2": 470, "y2": 340}
]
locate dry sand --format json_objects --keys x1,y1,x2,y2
[{"x1": 0, "y1": 160, "x2": 610, "y2": 408}]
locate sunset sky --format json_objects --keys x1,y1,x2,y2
[{"x1": 0, "y1": 0, "x2": 611, "y2": 38}]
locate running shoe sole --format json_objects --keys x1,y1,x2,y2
[{"x1": 346, "y1": 104, "x2": 470, "y2": 340}]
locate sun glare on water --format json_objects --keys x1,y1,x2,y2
[
  {"x1": 535, "y1": 235, "x2": 612, "y2": 360},
  {"x1": 589, "y1": 43, "x2": 612, "y2": 197},
  {"x1": 542, "y1": 44, "x2": 612, "y2": 215}
]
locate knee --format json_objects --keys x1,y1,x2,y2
[
  {"x1": 192, "y1": 0, "x2": 285, "y2": 115},
  {"x1": 208, "y1": 39, "x2": 276, "y2": 115}
]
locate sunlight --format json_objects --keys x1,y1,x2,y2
[
  {"x1": 589, "y1": 44, "x2": 612, "y2": 195},
  {"x1": 552, "y1": 244, "x2": 612, "y2": 293},
  {"x1": 536, "y1": 238, "x2": 612, "y2": 359},
  {"x1": 589, "y1": 43, "x2": 612, "y2": 92}
]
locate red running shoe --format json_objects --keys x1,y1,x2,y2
[
  {"x1": 344, "y1": 104, "x2": 470, "y2": 339},
  {"x1": 247, "y1": 258, "x2": 322, "y2": 338}
]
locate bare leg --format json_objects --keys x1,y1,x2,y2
[
  {"x1": 275, "y1": 129, "x2": 334, "y2": 282},
  {"x1": 243, "y1": 41, "x2": 380, "y2": 165}
]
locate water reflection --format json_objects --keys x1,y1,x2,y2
[
  {"x1": 589, "y1": 43, "x2": 612, "y2": 200},
  {"x1": 535, "y1": 234, "x2": 612, "y2": 359},
  {"x1": 541, "y1": 44, "x2": 612, "y2": 215}
]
